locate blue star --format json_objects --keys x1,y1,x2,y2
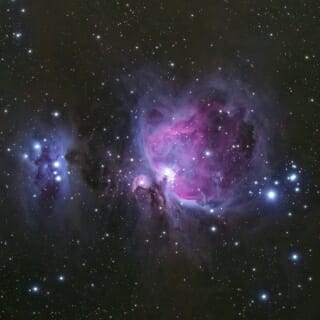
[
  {"x1": 259, "y1": 292, "x2": 269, "y2": 301},
  {"x1": 33, "y1": 143, "x2": 41, "y2": 150},
  {"x1": 29, "y1": 285, "x2": 40, "y2": 293},
  {"x1": 290, "y1": 252, "x2": 300, "y2": 262},
  {"x1": 266, "y1": 189, "x2": 277, "y2": 200},
  {"x1": 53, "y1": 161, "x2": 60, "y2": 168},
  {"x1": 288, "y1": 173, "x2": 298, "y2": 182}
]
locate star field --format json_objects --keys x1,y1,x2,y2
[{"x1": 0, "y1": 1, "x2": 320, "y2": 319}]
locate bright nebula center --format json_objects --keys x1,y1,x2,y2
[{"x1": 141, "y1": 98, "x2": 256, "y2": 205}]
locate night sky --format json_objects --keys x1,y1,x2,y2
[{"x1": 1, "y1": 1, "x2": 320, "y2": 319}]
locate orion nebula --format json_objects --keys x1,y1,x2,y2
[
  {"x1": 143, "y1": 95, "x2": 255, "y2": 203},
  {"x1": 132, "y1": 76, "x2": 270, "y2": 215}
]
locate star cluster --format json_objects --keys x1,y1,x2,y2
[{"x1": 21, "y1": 136, "x2": 69, "y2": 201}]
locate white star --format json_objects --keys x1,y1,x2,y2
[
  {"x1": 33, "y1": 143, "x2": 41, "y2": 150},
  {"x1": 266, "y1": 189, "x2": 277, "y2": 200},
  {"x1": 30, "y1": 285, "x2": 39, "y2": 293},
  {"x1": 288, "y1": 173, "x2": 297, "y2": 182},
  {"x1": 53, "y1": 161, "x2": 60, "y2": 168},
  {"x1": 210, "y1": 226, "x2": 217, "y2": 232},
  {"x1": 58, "y1": 275, "x2": 65, "y2": 281},
  {"x1": 290, "y1": 252, "x2": 300, "y2": 262},
  {"x1": 260, "y1": 292, "x2": 269, "y2": 301}
]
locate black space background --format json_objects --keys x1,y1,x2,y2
[{"x1": 0, "y1": 1, "x2": 320, "y2": 319}]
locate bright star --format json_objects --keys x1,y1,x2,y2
[
  {"x1": 55, "y1": 175, "x2": 62, "y2": 182},
  {"x1": 266, "y1": 189, "x2": 277, "y2": 200},
  {"x1": 53, "y1": 161, "x2": 60, "y2": 168},
  {"x1": 33, "y1": 143, "x2": 41, "y2": 150},
  {"x1": 288, "y1": 173, "x2": 297, "y2": 182},
  {"x1": 290, "y1": 252, "x2": 300, "y2": 261},
  {"x1": 30, "y1": 286, "x2": 39, "y2": 293},
  {"x1": 210, "y1": 226, "x2": 217, "y2": 232},
  {"x1": 58, "y1": 275, "x2": 65, "y2": 281},
  {"x1": 259, "y1": 292, "x2": 269, "y2": 301}
]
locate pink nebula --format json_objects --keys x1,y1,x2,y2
[{"x1": 141, "y1": 99, "x2": 255, "y2": 204}]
